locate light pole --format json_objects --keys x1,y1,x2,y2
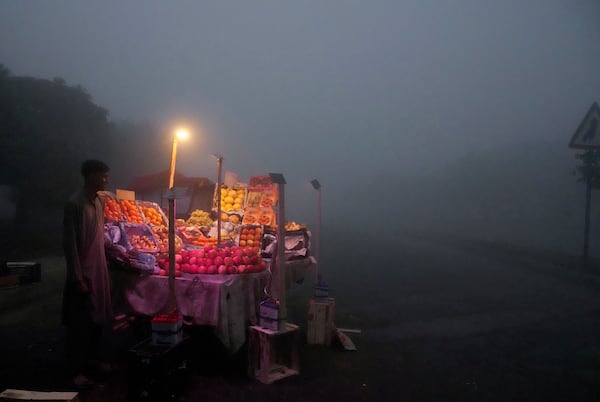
[
  {"x1": 167, "y1": 128, "x2": 189, "y2": 310},
  {"x1": 269, "y1": 173, "x2": 287, "y2": 327},
  {"x1": 211, "y1": 154, "x2": 224, "y2": 247},
  {"x1": 310, "y1": 179, "x2": 321, "y2": 284}
]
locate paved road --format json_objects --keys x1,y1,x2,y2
[{"x1": 2, "y1": 231, "x2": 600, "y2": 401}]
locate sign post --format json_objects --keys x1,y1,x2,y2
[{"x1": 569, "y1": 102, "x2": 600, "y2": 266}]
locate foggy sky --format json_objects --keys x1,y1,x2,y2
[{"x1": 2, "y1": 1, "x2": 600, "y2": 249}]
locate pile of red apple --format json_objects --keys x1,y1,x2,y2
[{"x1": 156, "y1": 244, "x2": 267, "y2": 276}]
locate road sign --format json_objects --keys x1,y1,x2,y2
[{"x1": 569, "y1": 102, "x2": 600, "y2": 149}]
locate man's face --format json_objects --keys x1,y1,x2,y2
[{"x1": 88, "y1": 171, "x2": 109, "y2": 192}]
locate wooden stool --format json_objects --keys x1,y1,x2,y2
[
  {"x1": 248, "y1": 323, "x2": 300, "y2": 384},
  {"x1": 307, "y1": 297, "x2": 335, "y2": 345}
]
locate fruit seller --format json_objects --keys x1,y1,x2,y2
[{"x1": 61, "y1": 159, "x2": 113, "y2": 389}]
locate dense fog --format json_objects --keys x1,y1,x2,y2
[{"x1": 1, "y1": 1, "x2": 600, "y2": 258}]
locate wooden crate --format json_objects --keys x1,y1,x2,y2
[
  {"x1": 0, "y1": 389, "x2": 79, "y2": 401},
  {"x1": 248, "y1": 323, "x2": 300, "y2": 384},
  {"x1": 307, "y1": 297, "x2": 335, "y2": 345},
  {"x1": 4, "y1": 262, "x2": 41, "y2": 285}
]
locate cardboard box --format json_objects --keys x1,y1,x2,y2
[
  {"x1": 314, "y1": 282, "x2": 329, "y2": 298},
  {"x1": 259, "y1": 299, "x2": 280, "y2": 320}
]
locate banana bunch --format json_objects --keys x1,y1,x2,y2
[{"x1": 186, "y1": 209, "x2": 214, "y2": 227}]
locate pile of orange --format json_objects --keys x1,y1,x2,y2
[
  {"x1": 191, "y1": 236, "x2": 218, "y2": 247},
  {"x1": 141, "y1": 205, "x2": 165, "y2": 226},
  {"x1": 120, "y1": 199, "x2": 144, "y2": 224},
  {"x1": 104, "y1": 197, "x2": 123, "y2": 221},
  {"x1": 239, "y1": 226, "x2": 262, "y2": 247}
]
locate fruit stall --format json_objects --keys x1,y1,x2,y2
[{"x1": 103, "y1": 174, "x2": 314, "y2": 352}]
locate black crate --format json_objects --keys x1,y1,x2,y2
[
  {"x1": 127, "y1": 333, "x2": 192, "y2": 401},
  {"x1": 5, "y1": 262, "x2": 41, "y2": 284}
]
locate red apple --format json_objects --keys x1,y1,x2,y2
[
  {"x1": 227, "y1": 266, "x2": 238, "y2": 274},
  {"x1": 218, "y1": 265, "x2": 227, "y2": 274},
  {"x1": 189, "y1": 265, "x2": 198, "y2": 274},
  {"x1": 224, "y1": 256, "x2": 233, "y2": 266},
  {"x1": 207, "y1": 265, "x2": 217, "y2": 274},
  {"x1": 175, "y1": 254, "x2": 182, "y2": 263},
  {"x1": 189, "y1": 256, "x2": 197, "y2": 265},
  {"x1": 214, "y1": 256, "x2": 224, "y2": 266},
  {"x1": 237, "y1": 264, "x2": 246, "y2": 273},
  {"x1": 198, "y1": 265, "x2": 207, "y2": 274},
  {"x1": 158, "y1": 269, "x2": 167, "y2": 276}
]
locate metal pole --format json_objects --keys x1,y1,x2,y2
[
  {"x1": 276, "y1": 181, "x2": 286, "y2": 322},
  {"x1": 315, "y1": 188, "x2": 321, "y2": 283},
  {"x1": 216, "y1": 157, "x2": 223, "y2": 247},
  {"x1": 168, "y1": 195, "x2": 176, "y2": 309},
  {"x1": 168, "y1": 138, "x2": 178, "y2": 310},
  {"x1": 584, "y1": 174, "x2": 592, "y2": 266}
]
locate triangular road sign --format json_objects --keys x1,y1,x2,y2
[{"x1": 569, "y1": 102, "x2": 600, "y2": 149}]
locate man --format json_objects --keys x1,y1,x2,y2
[{"x1": 62, "y1": 159, "x2": 112, "y2": 388}]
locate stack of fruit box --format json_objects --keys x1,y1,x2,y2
[{"x1": 151, "y1": 311, "x2": 183, "y2": 346}]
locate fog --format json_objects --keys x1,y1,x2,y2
[{"x1": 1, "y1": 1, "x2": 600, "y2": 255}]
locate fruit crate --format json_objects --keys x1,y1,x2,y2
[
  {"x1": 151, "y1": 311, "x2": 184, "y2": 346},
  {"x1": 137, "y1": 200, "x2": 168, "y2": 227},
  {"x1": 213, "y1": 185, "x2": 247, "y2": 213},
  {"x1": 118, "y1": 198, "x2": 145, "y2": 224},
  {"x1": 242, "y1": 207, "x2": 275, "y2": 226},
  {"x1": 120, "y1": 223, "x2": 159, "y2": 253},
  {"x1": 100, "y1": 193, "x2": 124, "y2": 222}
]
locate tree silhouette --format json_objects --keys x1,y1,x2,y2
[{"x1": 0, "y1": 67, "x2": 113, "y2": 252}]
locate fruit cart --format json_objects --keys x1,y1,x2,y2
[{"x1": 102, "y1": 175, "x2": 314, "y2": 353}]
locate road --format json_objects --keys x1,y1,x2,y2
[{"x1": 2, "y1": 230, "x2": 600, "y2": 401}]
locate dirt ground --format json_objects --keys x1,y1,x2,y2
[{"x1": 2, "y1": 232, "x2": 600, "y2": 401}]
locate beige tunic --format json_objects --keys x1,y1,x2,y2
[{"x1": 62, "y1": 190, "x2": 112, "y2": 325}]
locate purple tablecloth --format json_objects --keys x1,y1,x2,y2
[{"x1": 111, "y1": 257, "x2": 314, "y2": 353}]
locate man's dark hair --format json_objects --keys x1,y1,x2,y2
[{"x1": 81, "y1": 159, "x2": 110, "y2": 177}]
